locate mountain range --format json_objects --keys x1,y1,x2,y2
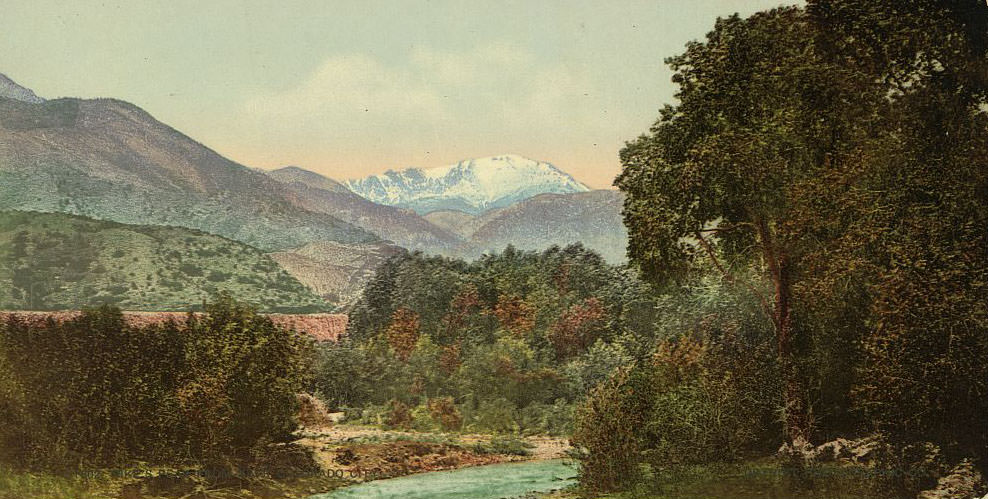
[
  {"x1": 0, "y1": 93, "x2": 374, "y2": 251},
  {"x1": 265, "y1": 164, "x2": 628, "y2": 264},
  {"x1": 345, "y1": 155, "x2": 590, "y2": 215},
  {"x1": 267, "y1": 166, "x2": 461, "y2": 252},
  {"x1": 0, "y1": 73, "x2": 629, "y2": 309}
]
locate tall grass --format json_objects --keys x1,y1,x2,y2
[{"x1": 0, "y1": 467, "x2": 102, "y2": 499}]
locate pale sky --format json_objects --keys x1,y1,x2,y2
[{"x1": 1, "y1": 0, "x2": 799, "y2": 188}]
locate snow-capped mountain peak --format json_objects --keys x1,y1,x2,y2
[{"x1": 345, "y1": 155, "x2": 590, "y2": 215}]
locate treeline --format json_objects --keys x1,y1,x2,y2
[
  {"x1": 576, "y1": 0, "x2": 988, "y2": 495},
  {"x1": 0, "y1": 296, "x2": 312, "y2": 473},
  {"x1": 312, "y1": 244, "x2": 662, "y2": 435}
]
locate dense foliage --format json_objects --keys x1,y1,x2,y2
[
  {"x1": 313, "y1": 244, "x2": 660, "y2": 435},
  {"x1": 0, "y1": 296, "x2": 313, "y2": 471},
  {"x1": 585, "y1": 0, "x2": 988, "y2": 494}
]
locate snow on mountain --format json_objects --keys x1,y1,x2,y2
[
  {"x1": 0, "y1": 73, "x2": 45, "y2": 103},
  {"x1": 345, "y1": 154, "x2": 590, "y2": 215}
]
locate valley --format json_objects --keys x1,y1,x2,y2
[
  {"x1": 4, "y1": 2, "x2": 983, "y2": 495},
  {"x1": 0, "y1": 74, "x2": 629, "y2": 312}
]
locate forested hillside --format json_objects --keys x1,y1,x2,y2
[{"x1": 0, "y1": 211, "x2": 330, "y2": 311}]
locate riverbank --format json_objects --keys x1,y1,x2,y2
[
  {"x1": 295, "y1": 423, "x2": 572, "y2": 484},
  {"x1": 0, "y1": 422, "x2": 571, "y2": 498}
]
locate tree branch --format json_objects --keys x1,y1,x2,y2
[{"x1": 695, "y1": 231, "x2": 774, "y2": 321}]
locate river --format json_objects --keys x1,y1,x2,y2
[{"x1": 310, "y1": 459, "x2": 578, "y2": 498}]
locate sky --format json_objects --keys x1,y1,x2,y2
[{"x1": 1, "y1": 0, "x2": 800, "y2": 188}]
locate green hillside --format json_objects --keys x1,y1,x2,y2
[{"x1": 0, "y1": 211, "x2": 330, "y2": 312}]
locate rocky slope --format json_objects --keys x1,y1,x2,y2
[
  {"x1": 422, "y1": 210, "x2": 483, "y2": 240},
  {"x1": 270, "y1": 240, "x2": 406, "y2": 308},
  {"x1": 0, "y1": 73, "x2": 45, "y2": 104}
]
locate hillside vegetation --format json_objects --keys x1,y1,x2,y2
[{"x1": 0, "y1": 211, "x2": 330, "y2": 312}]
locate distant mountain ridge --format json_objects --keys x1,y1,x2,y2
[
  {"x1": 271, "y1": 164, "x2": 628, "y2": 263},
  {"x1": 345, "y1": 154, "x2": 590, "y2": 215},
  {"x1": 0, "y1": 75, "x2": 376, "y2": 251},
  {"x1": 453, "y1": 190, "x2": 629, "y2": 263},
  {"x1": 267, "y1": 166, "x2": 462, "y2": 251}
]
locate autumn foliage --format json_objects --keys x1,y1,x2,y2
[
  {"x1": 494, "y1": 294, "x2": 536, "y2": 337},
  {"x1": 386, "y1": 308, "x2": 421, "y2": 362},
  {"x1": 547, "y1": 297, "x2": 606, "y2": 359}
]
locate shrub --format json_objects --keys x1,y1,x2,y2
[
  {"x1": 0, "y1": 297, "x2": 312, "y2": 471},
  {"x1": 385, "y1": 399, "x2": 413, "y2": 429},
  {"x1": 572, "y1": 365, "x2": 655, "y2": 493},
  {"x1": 469, "y1": 398, "x2": 519, "y2": 434},
  {"x1": 427, "y1": 397, "x2": 462, "y2": 431}
]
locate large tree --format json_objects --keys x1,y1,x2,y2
[
  {"x1": 804, "y1": 0, "x2": 988, "y2": 462},
  {"x1": 616, "y1": 7, "x2": 872, "y2": 448},
  {"x1": 620, "y1": 0, "x2": 988, "y2": 458}
]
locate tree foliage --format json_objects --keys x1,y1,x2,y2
[
  {"x1": 0, "y1": 297, "x2": 313, "y2": 471},
  {"x1": 603, "y1": 0, "x2": 988, "y2": 491},
  {"x1": 321, "y1": 244, "x2": 661, "y2": 435}
]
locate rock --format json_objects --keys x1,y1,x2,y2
[
  {"x1": 335, "y1": 448, "x2": 358, "y2": 465},
  {"x1": 812, "y1": 438, "x2": 852, "y2": 462},
  {"x1": 252, "y1": 442, "x2": 323, "y2": 480},
  {"x1": 777, "y1": 437, "x2": 814, "y2": 462},
  {"x1": 851, "y1": 436, "x2": 882, "y2": 463},
  {"x1": 795, "y1": 435, "x2": 883, "y2": 465},
  {"x1": 917, "y1": 459, "x2": 987, "y2": 499}
]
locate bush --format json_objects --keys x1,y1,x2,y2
[
  {"x1": 572, "y1": 333, "x2": 780, "y2": 493},
  {"x1": 427, "y1": 397, "x2": 462, "y2": 431},
  {"x1": 385, "y1": 399, "x2": 413, "y2": 429},
  {"x1": 572, "y1": 367, "x2": 650, "y2": 492},
  {"x1": 467, "y1": 398, "x2": 519, "y2": 434},
  {"x1": 0, "y1": 297, "x2": 313, "y2": 471}
]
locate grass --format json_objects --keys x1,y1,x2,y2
[
  {"x1": 0, "y1": 467, "x2": 105, "y2": 499},
  {"x1": 573, "y1": 458, "x2": 908, "y2": 498},
  {"x1": 0, "y1": 465, "x2": 348, "y2": 499}
]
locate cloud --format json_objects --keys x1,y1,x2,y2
[{"x1": 243, "y1": 42, "x2": 618, "y2": 157}]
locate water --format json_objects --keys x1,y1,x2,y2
[{"x1": 311, "y1": 459, "x2": 578, "y2": 499}]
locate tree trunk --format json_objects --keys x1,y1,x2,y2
[
  {"x1": 757, "y1": 218, "x2": 811, "y2": 449},
  {"x1": 776, "y1": 256, "x2": 811, "y2": 447}
]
